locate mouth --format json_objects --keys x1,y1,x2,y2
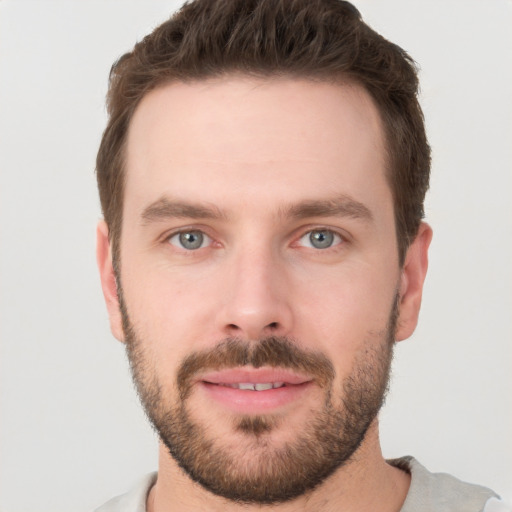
[
  {"x1": 196, "y1": 367, "x2": 314, "y2": 414},
  {"x1": 215, "y1": 382, "x2": 286, "y2": 390}
]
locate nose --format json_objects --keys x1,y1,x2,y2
[{"x1": 216, "y1": 245, "x2": 294, "y2": 340}]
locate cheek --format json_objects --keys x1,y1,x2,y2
[
  {"x1": 294, "y1": 261, "x2": 398, "y2": 359},
  {"x1": 121, "y1": 257, "x2": 228, "y2": 347}
]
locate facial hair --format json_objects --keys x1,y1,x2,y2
[{"x1": 121, "y1": 297, "x2": 397, "y2": 504}]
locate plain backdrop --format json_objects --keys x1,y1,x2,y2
[{"x1": 0, "y1": 1, "x2": 511, "y2": 511}]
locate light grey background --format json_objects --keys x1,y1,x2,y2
[{"x1": 0, "y1": 1, "x2": 510, "y2": 511}]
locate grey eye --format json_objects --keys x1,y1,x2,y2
[
  {"x1": 310, "y1": 230, "x2": 334, "y2": 249},
  {"x1": 299, "y1": 229, "x2": 341, "y2": 249},
  {"x1": 169, "y1": 230, "x2": 209, "y2": 250}
]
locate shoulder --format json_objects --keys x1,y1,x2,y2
[
  {"x1": 390, "y1": 456, "x2": 506, "y2": 512},
  {"x1": 93, "y1": 473, "x2": 157, "y2": 512}
]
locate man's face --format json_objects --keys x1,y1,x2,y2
[{"x1": 98, "y1": 78, "x2": 426, "y2": 503}]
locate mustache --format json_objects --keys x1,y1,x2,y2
[{"x1": 177, "y1": 336, "x2": 335, "y2": 399}]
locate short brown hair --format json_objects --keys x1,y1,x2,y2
[{"x1": 96, "y1": 0, "x2": 430, "y2": 265}]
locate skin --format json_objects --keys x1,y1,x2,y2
[{"x1": 97, "y1": 77, "x2": 432, "y2": 512}]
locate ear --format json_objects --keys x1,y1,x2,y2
[
  {"x1": 395, "y1": 222, "x2": 433, "y2": 341},
  {"x1": 96, "y1": 220, "x2": 125, "y2": 342}
]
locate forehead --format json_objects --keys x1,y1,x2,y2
[{"x1": 124, "y1": 76, "x2": 389, "y2": 218}]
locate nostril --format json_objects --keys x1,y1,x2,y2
[
  {"x1": 267, "y1": 322, "x2": 279, "y2": 329},
  {"x1": 227, "y1": 324, "x2": 240, "y2": 331}
]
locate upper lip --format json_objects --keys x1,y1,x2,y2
[{"x1": 198, "y1": 367, "x2": 312, "y2": 386}]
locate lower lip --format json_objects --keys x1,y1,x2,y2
[{"x1": 200, "y1": 382, "x2": 312, "y2": 414}]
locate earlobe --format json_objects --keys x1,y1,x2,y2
[
  {"x1": 96, "y1": 221, "x2": 125, "y2": 342},
  {"x1": 395, "y1": 222, "x2": 433, "y2": 342}
]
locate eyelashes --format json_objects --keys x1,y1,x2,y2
[
  {"x1": 165, "y1": 227, "x2": 345, "y2": 252},
  {"x1": 167, "y1": 230, "x2": 212, "y2": 251},
  {"x1": 297, "y1": 229, "x2": 343, "y2": 250}
]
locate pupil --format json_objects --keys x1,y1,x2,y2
[
  {"x1": 310, "y1": 230, "x2": 333, "y2": 249},
  {"x1": 180, "y1": 231, "x2": 203, "y2": 249}
]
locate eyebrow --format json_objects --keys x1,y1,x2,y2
[
  {"x1": 140, "y1": 197, "x2": 226, "y2": 224},
  {"x1": 282, "y1": 195, "x2": 373, "y2": 222},
  {"x1": 140, "y1": 194, "x2": 373, "y2": 225}
]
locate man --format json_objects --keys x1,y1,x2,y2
[{"x1": 94, "y1": 1, "x2": 505, "y2": 511}]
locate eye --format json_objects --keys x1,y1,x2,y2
[
  {"x1": 298, "y1": 229, "x2": 343, "y2": 249},
  {"x1": 168, "y1": 230, "x2": 211, "y2": 250}
]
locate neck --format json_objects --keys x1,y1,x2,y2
[{"x1": 147, "y1": 420, "x2": 410, "y2": 512}]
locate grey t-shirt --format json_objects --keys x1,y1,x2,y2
[{"x1": 94, "y1": 457, "x2": 504, "y2": 512}]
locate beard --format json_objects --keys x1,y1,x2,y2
[{"x1": 121, "y1": 296, "x2": 397, "y2": 505}]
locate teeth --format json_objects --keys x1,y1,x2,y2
[
  {"x1": 220, "y1": 382, "x2": 286, "y2": 391},
  {"x1": 255, "y1": 383, "x2": 273, "y2": 391},
  {"x1": 238, "y1": 383, "x2": 256, "y2": 390}
]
